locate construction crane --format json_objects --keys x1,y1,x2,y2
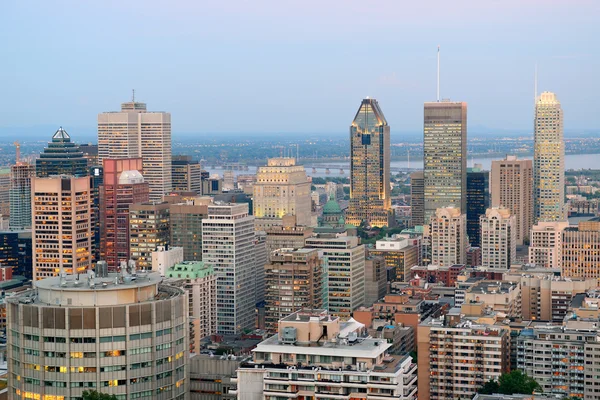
[{"x1": 14, "y1": 141, "x2": 20, "y2": 164}]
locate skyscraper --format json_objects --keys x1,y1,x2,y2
[
  {"x1": 480, "y1": 207, "x2": 516, "y2": 269},
  {"x1": 423, "y1": 101, "x2": 467, "y2": 222},
  {"x1": 169, "y1": 200, "x2": 208, "y2": 262},
  {"x1": 98, "y1": 100, "x2": 172, "y2": 201},
  {"x1": 491, "y1": 155, "x2": 534, "y2": 245},
  {"x1": 0, "y1": 169, "x2": 9, "y2": 218},
  {"x1": 31, "y1": 175, "x2": 92, "y2": 280},
  {"x1": 347, "y1": 98, "x2": 392, "y2": 227},
  {"x1": 430, "y1": 207, "x2": 467, "y2": 267},
  {"x1": 172, "y1": 155, "x2": 202, "y2": 194},
  {"x1": 562, "y1": 220, "x2": 600, "y2": 283},
  {"x1": 129, "y1": 202, "x2": 170, "y2": 270},
  {"x1": 8, "y1": 163, "x2": 34, "y2": 230},
  {"x1": 534, "y1": 91, "x2": 565, "y2": 222},
  {"x1": 466, "y1": 165, "x2": 489, "y2": 247},
  {"x1": 36, "y1": 127, "x2": 88, "y2": 178},
  {"x1": 410, "y1": 171, "x2": 424, "y2": 227}
]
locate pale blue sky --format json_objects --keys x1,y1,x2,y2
[{"x1": 1, "y1": 0, "x2": 599, "y2": 136}]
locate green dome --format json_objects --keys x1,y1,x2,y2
[{"x1": 323, "y1": 196, "x2": 342, "y2": 215}]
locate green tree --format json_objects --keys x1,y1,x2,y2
[
  {"x1": 478, "y1": 379, "x2": 500, "y2": 394},
  {"x1": 478, "y1": 370, "x2": 541, "y2": 395},
  {"x1": 82, "y1": 391, "x2": 118, "y2": 400}
]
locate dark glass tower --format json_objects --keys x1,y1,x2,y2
[
  {"x1": 466, "y1": 166, "x2": 489, "y2": 247},
  {"x1": 36, "y1": 127, "x2": 88, "y2": 178}
]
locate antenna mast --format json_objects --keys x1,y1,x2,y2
[
  {"x1": 534, "y1": 64, "x2": 538, "y2": 105},
  {"x1": 437, "y1": 45, "x2": 440, "y2": 102},
  {"x1": 132, "y1": 89, "x2": 135, "y2": 102}
]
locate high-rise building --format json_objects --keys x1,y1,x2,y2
[
  {"x1": 347, "y1": 98, "x2": 392, "y2": 227},
  {"x1": 9, "y1": 163, "x2": 34, "y2": 230},
  {"x1": 423, "y1": 101, "x2": 467, "y2": 222},
  {"x1": 264, "y1": 248, "x2": 323, "y2": 333},
  {"x1": 562, "y1": 220, "x2": 600, "y2": 283},
  {"x1": 466, "y1": 165, "x2": 489, "y2": 247},
  {"x1": 172, "y1": 155, "x2": 202, "y2": 194},
  {"x1": 253, "y1": 157, "x2": 312, "y2": 228},
  {"x1": 370, "y1": 234, "x2": 421, "y2": 282},
  {"x1": 305, "y1": 235, "x2": 365, "y2": 318},
  {"x1": 410, "y1": 171, "x2": 424, "y2": 227},
  {"x1": 430, "y1": 207, "x2": 467, "y2": 267},
  {"x1": 534, "y1": 91, "x2": 565, "y2": 222},
  {"x1": 528, "y1": 221, "x2": 569, "y2": 268},
  {"x1": 31, "y1": 175, "x2": 92, "y2": 280},
  {"x1": 7, "y1": 271, "x2": 189, "y2": 400},
  {"x1": 89, "y1": 165, "x2": 103, "y2": 262},
  {"x1": 169, "y1": 200, "x2": 208, "y2": 262},
  {"x1": 0, "y1": 230, "x2": 32, "y2": 280},
  {"x1": 98, "y1": 100, "x2": 172, "y2": 201},
  {"x1": 100, "y1": 158, "x2": 149, "y2": 269},
  {"x1": 0, "y1": 168, "x2": 9, "y2": 218},
  {"x1": 265, "y1": 214, "x2": 313, "y2": 253},
  {"x1": 202, "y1": 203, "x2": 255, "y2": 334},
  {"x1": 129, "y1": 202, "x2": 170, "y2": 270},
  {"x1": 480, "y1": 207, "x2": 516, "y2": 269},
  {"x1": 234, "y1": 309, "x2": 417, "y2": 400},
  {"x1": 36, "y1": 127, "x2": 88, "y2": 178},
  {"x1": 491, "y1": 155, "x2": 534, "y2": 245},
  {"x1": 364, "y1": 255, "x2": 387, "y2": 305}
]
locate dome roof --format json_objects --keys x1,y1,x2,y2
[{"x1": 322, "y1": 194, "x2": 342, "y2": 215}]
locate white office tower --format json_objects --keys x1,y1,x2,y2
[
  {"x1": 202, "y1": 203, "x2": 256, "y2": 334},
  {"x1": 480, "y1": 207, "x2": 516, "y2": 269}
]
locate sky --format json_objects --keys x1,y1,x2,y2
[{"x1": 1, "y1": 0, "x2": 599, "y2": 138}]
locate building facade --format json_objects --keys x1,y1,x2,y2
[
  {"x1": 480, "y1": 207, "x2": 516, "y2": 269},
  {"x1": 169, "y1": 201, "x2": 208, "y2": 262},
  {"x1": 410, "y1": 171, "x2": 424, "y2": 227},
  {"x1": 35, "y1": 127, "x2": 88, "y2": 178},
  {"x1": 172, "y1": 155, "x2": 202, "y2": 194},
  {"x1": 129, "y1": 202, "x2": 170, "y2": 270},
  {"x1": 528, "y1": 221, "x2": 569, "y2": 268},
  {"x1": 466, "y1": 166, "x2": 489, "y2": 247},
  {"x1": 9, "y1": 163, "x2": 34, "y2": 230},
  {"x1": 430, "y1": 207, "x2": 467, "y2": 267},
  {"x1": 562, "y1": 220, "x2": 600, "y2": 282}
]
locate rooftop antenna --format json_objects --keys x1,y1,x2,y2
[
  {"x1": 132, "y1": 89, "x2": 135, "y2": 102},
  {"x1": 534, "y1": 64, "x2": 538, "y2": 104},
  {"x1": 437, "y1": 45, "x2": 440, "y2": 102}
]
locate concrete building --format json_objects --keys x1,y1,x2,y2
[
  {"x1": 430, "y1": 207, "x2": 467, "y2": 267},
  {"x1": 305, "y1": 235, "x2": 365, "y2": 318},
  {"x1": 172, "y1": 155, "x2": 202, "y2": 194},
  {"x1": 264, "y1": 248, "x2": 323, "y2": 333},
  {"x1": 534, "y1": 92, "x2": 565, "y2": 222},
  {"x1": 410, "y1": 171, "x2": 424, "y2": 227},
  {"x1": 152, "y1": 246, "x2": 184, "y2": 276},
  {"x1": 347, "y1": 98, "x2": 392, "y2": 227},
  {"x1": 368, "y1": 319, "x2": 415, "y2": 355},
  {"x1": 189, "y1": 354, "x2": 248, "y2": 400},
  {"x1": 9, "y1": 163, "x2": 34, "y2": 230},
  {"x1": 7, "y1": 271, "x2": 189, "y2": 400},
  {"x1": 464, "y1": 280, "x2": 521, "y2": 317},
  {"x1": 562, "y1": 220, "x2": 600, "y2": 283},
  {"x1": 100, "y1": 158, "x2": 149, "y2": 269},
  {"x1": 253, "y1": 158, "x2": 312, "y2": 228},
  {"x1": 202, "y1": 203, "x2": 256, "y2": 334},
  {"x1": 466, "y1": 165, "x2": 489, "y2": 247},
  {"x1": 254, "y1": 231, "x2": 268, "y2": 305},
  {"x1": 129, "y1": 202, "x2": 170, "y2": 270},
  {"x1": 98, "y1": 99, "x2": 172, "y2": 201},
  {"x1": 169, "y1": 201, "x2": 209, "y2": 262},
  {"x1": 0, "y1": 168, "x2": 10, "y2": 218},
  {"x1": 410, "y1": 264, "x2": 465, "y2": 287},
  {"x1": 491, "y1": 155, "x2": 534, "y2": 245},
  {"x1": 370, "y1": 234, "x2": 421, "y2": 282},
  {"x1": 234, "y1": 309, "x2": 417, "y2": 400},
  {"x1": 423, "y1": 101, "x2": 467, "y2": 222},
  {"x1": 166, "y1": 262, "x2": 217, "y2": 351},
  {"x1": 32, "y1": 175, "x2": 92, "y2": 280},
  {"x1": 264, "y1": 214, "x2": 313, "y2": 253},
  {"x1": 528, "y1": 221, "x2": 569, "y2": 268},
  {"x1": 35, "y1": 127, "x2": 88, "y2": 178},
  {"x1": 480, "y1": 207, "x2": 516, "y2": 269},
  {"x1": 364, "y1": 255, "x2": 387, "y2": 306}
]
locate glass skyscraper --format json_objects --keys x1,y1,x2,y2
[
  {"x1": 35, "y1": 127, "x2": 88, "y2": 178},
  {"x1": 347, "y1": 98, "x2": 391, "y2": 227},
  {"x1": 466, "y1": 166, "x2": 489, "y2": 247}
]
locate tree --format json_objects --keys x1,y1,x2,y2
[
  {"x1": 478, "y1": 370, "x2": 541, "y2": 395},
  {"x1": 478, "y1": 379, "x2": 500, "y2": 394},
  {"x1": 82, "y1": 391, "x2": 118, "y2": 400}
]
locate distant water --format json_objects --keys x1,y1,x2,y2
[{"x1": 204, "y1": 153, "x2": 600, "y2": 178}]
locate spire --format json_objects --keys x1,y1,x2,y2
[
  {"x1": 52, "y1": 126, "x2": 71, "y2": 140},
  {"x1": 437, "y1": 45, "x2": 441, "y2": 102}
]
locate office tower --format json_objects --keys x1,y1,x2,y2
[
  {"x1": 35, "y1": 127, "x2": 88, "y2": 178},
  {"x1": 100, "y1": 158, "x2": 149, "y2": 269},
  {"x1": 223, "y1": 170, "x2": 235, "y2": 191},
  {"x1": 466, "y1": 165, "x2": 489, "y2": 247},
  {"x1": 305, "y1": 235, "x2": 365, "y2": 318},
  {"x1": 202, "y1": 203, "x2": 255, "y2": 334},
  {"x1": 491, "y1": 155, "x2": 534, "y2": 245},
  {"x1": 528, "y1": 221, "x2": 569, "y2": 268},
  {"x1": 166, "y1": 261, "x2": 217, "y2": 350},
  {"x1": 418, "y1": 309, "x2": 509, "y2": 400},
  {"x1": 480, "y1": 207, "x2": 516, "y2": 269},
  {"x1": 364, "y1": 255, "x2": 386, "y2": 305},
  {"x1": 370, "y1": 235, "x2": 421, "y2": 282},
  {"x1": 169, "y1": 201, "x2": 208, "y2": 262},
  {"x1": 98, "y1": 99, "x2": 172, "y2": 201},
  {"x1": 430, "y1": 207, "x2": 467, "y2": 267},
  {"x1": 534, "y1": 91, "x2": 565, "y2": 222},
  {"x1": 79, "y1": 143, "x2": 99, "y2": 166},
  {"x1": 129, "y1": 202, "x2": 170, "y2": 270},
  {"x1": 172, "y1": 155, "x2": 202, "y2": 194},
  {"x1": 264, "y1": 214, "x2": 313, "y2": 253},
  {"x1": 562, "y1": 220, "x2": 600, "y2": 282},
  {"x1": 264, "y1": 248, "x2": 323, "y2": 333},
  {"x1": 234, "y1": 309, "x2": 418, "y2": 400},
  {"x1": 0, "y1": 230, "x2": 32, "y2": 280},
  {"x1": 202, "y1": 177, "x2": 223, "y2": 195},
  {"x1": 254, "y1": 231, "x2": 267, "y2": 305},
  {"x1": 7, "y1": 271, "x2": 189, "y2": 400},
  {"x1": 0, "y1": 168, "x2": 9, "y2": 217},
  {"x1": 9, "y1": 163, "x2": 34, "y2": 230},
  {"x1": 410, "y1": 171, "x2": 424, "y2": 226},
  {"x1": 31, "y1": 176, "x2": 92, "y2": 280},
  {"x1": 253, "y1": 157, "x2": 312, "y2": 228},
  {"x1": 423, "y1": 101, "x2": 467, "y2": 222},
  {"x1": 89, "y1": 165, "x2": 103, "y2": 262},
  {"x1": 347, "y1": 98, "x2": 392, "y2": 227}
]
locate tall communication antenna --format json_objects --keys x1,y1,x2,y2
[
  {"x1": 132, "y1": 89, "x2": 136, "y2": 102},
  {"x1": 437, "y1": 45, "x2": 441, "y2": 102},
  {"x1": 534, "y1": 64, "x2": 538, "y2": 104}
]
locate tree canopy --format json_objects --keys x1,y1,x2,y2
[
  {"x1": 82, "y1": 391, "x2": 118, "y2": 400},
  {"x1": 478, "y1": 370, "x2": 541, "y2": 395}
]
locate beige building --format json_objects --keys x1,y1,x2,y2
[
  {"x1": 480, "y1": 207, "x2": 516, "y2": 269},
  {"x1": 7, "y1": 271, "x2": 189, "y2": 400},
  {"x1": 528, "y1": 221, "x2": 569, "y2": 268},
  {"x1": 32, "y1": 175, "x2": 92, "y2": 280},
  {"x1": 364, "y1": 255, "x2": 387, "y2": 306},
  {"x1": 562, "y1": 220, "x2": 600, "y2": 283},
  {"x1": 430, "y1": 207, "x2": 467, "y2": 267},
  {"x1": 98, "y1": 100, "x2": 172, "y2": 201},
  {"x1": 491, "y1": 155, "x2": 533, "y2": 245},
  {"x1": 264, "y1": 214, "x2": 313, "y2": 253},
  {"x1": 534, "y1": 91, "x2": 565, "y2": 222},
  {"x1": 253, "y1": 157, "x2": 312, "y2": 228},
  {"x1": 423, "y1": 101, "x2": 467, "y2": 222},
  {"x1": 129, "y1": 202, "x2": 170, "y2": 270},
  {"x1": 464, "y1": 280, "x2": 521, "y2": 317},
  {"x1": 234, "y1": 309, "x2": 417, "y2": 400}
]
